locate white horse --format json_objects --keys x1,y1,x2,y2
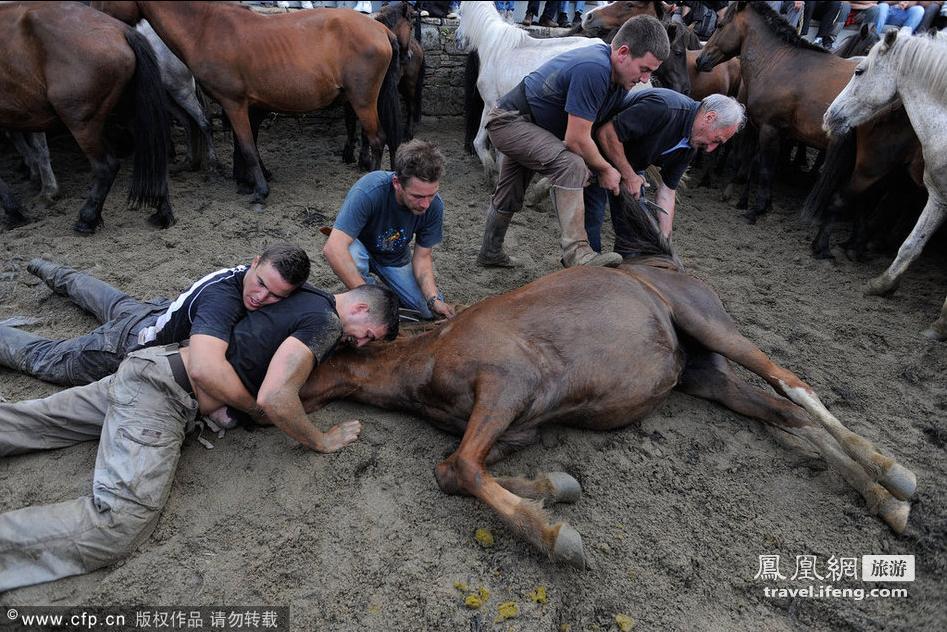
[
  {"x1": 824, "y1": 30, "x2": 947, "y2": 340},
  {"x1": 457, "y1": 1, "x2": 603, "y2": 180}
]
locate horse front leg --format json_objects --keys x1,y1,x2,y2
[
  {"x1": 865, "y1": 194, "x2": 946, "y2": 297},
  {"x1": 432, "y1": 377, "x2": 587, "y2": 569},
  {"x1": 30, "y1": 133, "x2": 59, "y2": 205},
  {"x1": 223, "y1": 103, "x2": 269, "y2": 211},
  {"x1": 743, "y1": 124, "x2": 778, "y2": 223},
  {"x1": 342, "y1": 103, "x2": 357, "y2": 164}
]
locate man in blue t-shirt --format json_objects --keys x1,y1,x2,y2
[
  {"x1": 476, "y1": 15, "x2": 669, "y2": 270},
  {"x1": 323, "y1": 139, "x2": 454, "y2": 320}
]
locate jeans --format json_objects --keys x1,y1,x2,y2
[
  {"x1": 584, "y1": 184, "x2": 608, "y2": 253},
  {"x1": 862, "y1": 3, "x2": 924, "y2": 32},
  {"x1": 348, "y1": 239, "x2": 437, "y2": 319}
]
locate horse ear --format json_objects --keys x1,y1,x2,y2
[
  {"x1": 859, "y1": 23, "x2": 870, "y2": 38},
  {"x1": 666, "y1": 22, "x2": 678, "y2": 40},
  {"x1": 881, "y1": 27, "x2": 898, "y2": 52},
  {"x1": 736, "y1": 1, "x2": 748, "y2": 11}
]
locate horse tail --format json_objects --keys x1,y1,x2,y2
[
  {"x1": 801, "y1": 129, "x2": 856, "y2": 225},
  {"x1": 413, "y1": 55, "x2": 426, "y2": 125},
  {"x1": 123, "y1": 28, "x2": 171, "y2": 208},
  {"x1": 463, "y1": 51, "x2": 483, "y2": 155},
  {"x1": 378, "y1": 34, "x2": 403, "y2": 169},
  {"x1": 611, "y1": 191, "x2": 683, "y2": 268}
]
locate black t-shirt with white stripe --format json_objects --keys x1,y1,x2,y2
[
  {"x1": 138, "y1": 266, "x2": 248, "y2": 348},
  {"x1": 226, "y1": 284, "x2": 342, "y2": 396}
]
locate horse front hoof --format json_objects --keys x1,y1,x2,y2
[
  {"x1": 877, "y1": 497, "x2": 910, "y2": 534},
  {"x1": 72, "y1": 220, "x2": 98, "y2": 235},
  {"x1": 740, "y1": 211, "x2": 758, "y2": 225},
  {"x1": 147, "y1": 212, "x2": 175, "y2": 229},
  {"x1": 4, "y1": 211, "x2": 31, "y2": 229},
  {"x1": 552, "y1": 523, "x2": 586, "y2": 570},
  {"x1": 865, "y1": 277, "x2": 897, "y2": 297},
  {"x1": 880, "y1": 463, "x2": 917, "y2": 501},
  {"x1": 545, "y1": 472, "x2": 582, "y2": 504}
]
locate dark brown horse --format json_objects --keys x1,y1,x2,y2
[
  {"x1": 375, "y1": 2, "x2": 425, "y2": 140},
  {"x1": 299, "y1": 196, "x2": 915, "y2": 569},
  {"x1": 687, "y1": 51, "x2": 741, "y2": 100},
  {"x1": 695, "y1": 2, "x2": 858, "y2": 223},
  {"x1": 94, "y1": 1, "x2": 402, "y2": 211},
  {"x1": 0, "y1": 2, "x2": 172, "y2": 233},
  {"x1": 652, "y1": 23, "x2": 701, "y2": 96}
]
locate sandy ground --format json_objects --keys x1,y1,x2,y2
[{"x1": 1, "y1": 114, "x2": 945, "y2": 631}]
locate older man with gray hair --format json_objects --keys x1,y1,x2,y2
[{"x1": 589, "y1": 90, "x2": 745, "y2": 249}]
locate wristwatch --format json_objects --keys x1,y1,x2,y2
[{"x1": 426, "y1": 295, "x2": 440, "y2": 310}]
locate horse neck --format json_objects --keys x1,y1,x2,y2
[
  {"x1": 136, "y1": 2, "x2": 218, "y2": 66},
  {"x1": 464, "y1": 5, "x2": 525, "y2": 60},
  {"x1": 736, "y1": 18, "x2": 799, "y2": 91},
  {"x1": 308, "y1": 335, "x2": 430, "y2": 410},
  {"x1": 896, "y1": 80, "x2": 947, "y2": 173}
]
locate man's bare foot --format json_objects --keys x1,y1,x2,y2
[{"x1": 315, "y1": 419, "x2": 362, "y2": 452}]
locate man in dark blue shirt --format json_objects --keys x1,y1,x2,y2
[
  {"x1": 0, "y1": 243, "x2": 309, "y2": 422},
  {"x1": 323, "y1": 139, "x2": 454, "y2": 320},
  {"x1": 476, "y1": 15, "x2": 669, "y2": 270},
  {"x1": 593, "y1": 90, "x2": 744, "y2": 251}
]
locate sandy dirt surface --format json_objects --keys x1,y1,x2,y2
[{"x1": 1, "y1": 114, "x2": 945, "y2": 631}]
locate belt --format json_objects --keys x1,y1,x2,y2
[{"x1": 167, "y1": 351, "x2": 195, "y2": 397}]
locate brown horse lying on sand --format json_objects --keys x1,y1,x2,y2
[{"x1": 299, "y1": 196, "x2": 916, "y2": 569}]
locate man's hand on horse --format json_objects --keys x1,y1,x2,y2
[
  {"x1": 432, "y1": 298, "x2": 456, "y2": 320},
  {"x1": 314, "y1": 419, "x2": 363, "y2": 452},
  {"x1": 621, "y1": 170, "x2": 646, "y2": 199},
  {"x1": 598, "y1": 165, "x2": 622, "y2": 196}
]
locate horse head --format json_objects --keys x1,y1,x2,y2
[
  {"x1": 580, "y1": 1, "x2": 662, "y2": 39},
  {"x1": 824, "y1": 29, "x2": 902, "y2": 136},
  {"x1": 694, "y1": 2, "x2": 746, "y2": 71},
  {"x1": 652, "y1": 22, "x2": 692, "y2": 95}
]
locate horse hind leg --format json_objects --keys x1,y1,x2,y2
[
  {"x1": 29, "y1": 133, "x2": 59, "y2": 205},
  {"x1": 433, "y1": 376, "x2": 587, "y2": 569},
  {"x1": 923, "y1": 294, "x2": 947, "y2": 341},
  {"x1": 677, "y1": 347, "x2": 910, "y2": 532},
  {"x1": 342, "y1": 103, "x2": 357, "y2": 164},
  {"x1": 665, "y1": 275, "x2": 916, "y2": 503}
]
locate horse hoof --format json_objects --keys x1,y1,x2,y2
[
  {"x1": 4, "y1": 212, "x2": 31, "y2": 229},
  {"x1": 877, "y1": 497, "x2": 910, "y2": 534},
  {"x1": 880, "y1": 463, "x2": 916, "y2": 500},
  {"x1": 740, "y1": 212, "x2": 758, "y2": 225},
  {"x1": 236, "y1": 182, "x2": 253, "y2": 195},
  {"x1": 864, "y1": 277, "x2": 897, "y2": 297},
  {"x1": 72, "y1": 220, "x2": 97, "y2": 235},
  {"x1": 921, "y1": 327, "x2": 947, "y2": 341},
  {"x1": 545, "y1": 472, "x2": 582, "y2": 504},
  {"x1": 552, "y1": 523, "x2": 586, "y2": 570},
  {"x1": 250, "y1": 202, "x2": 265, "y2": 214},
  {"x1": 147, "y1": 212, "x2": 175, "y2": 229}
]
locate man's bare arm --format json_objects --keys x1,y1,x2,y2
[
  {"x1": 322, "y1": 229, "x2": 365, "y2": 290},
  {"x1": 564, "y1": 114, "x2": 621, "y2": 194},
  {"x1": 187, "y1": 334, "x2": 265, "y2": 419},
  {"x1": 257, "y1": 337, "x2": 362, "y2": 452}
]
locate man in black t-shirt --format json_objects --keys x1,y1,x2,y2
[
  {"x1": 0, "y1": 283, "x2": 400, "y2": 591},
  {"x1": 0, "y1": 243, "x2": 309, "y2": 402}
]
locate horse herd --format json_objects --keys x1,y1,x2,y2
[{"x1": 1, "y1": 1, "x2": 944, "y2": 567}]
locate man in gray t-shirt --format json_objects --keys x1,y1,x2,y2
[{"x1": 323, "y1": 139, "x2": 454, "y2": 320}]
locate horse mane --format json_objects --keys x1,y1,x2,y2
[
  {"x1": 875, "y1": 30, "x2": 947, "y2": 100},
  {"x1": 612, "y1": 192, "x2": 683, "y2": 268},
  {"x1": 375, "y1": 1, "x2": 405, "y2": 30},
  {"x1": 734, "y1": 1, "x2": 829, "y2": 54},
  {"x1": 458, "y1": 2, "x2": 532, "y2": 54}
]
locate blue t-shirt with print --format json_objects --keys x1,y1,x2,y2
[
  {"x1": 524, "y1": 43, "x2": 627, "y2": 140},
  {"x1": 333, "y1": 171, "x2": 444, "y2": 267}
]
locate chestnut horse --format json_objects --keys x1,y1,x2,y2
[
  {"x1": 375, "y1": 2, "x2": 425, "y2": 141},
  {"x1": 0, "y1": 2, "x2": 172, "y2": 233},
  {"x1": 300, "y1": 196, "x2": 915, "y2": 569},
  {"x1": 94, "y1": 1, "x2": 401, "y2": 211},
  {"x1": 576, "y1": 0, "x2": 665, "y2": 40},
  {"x1": 695, "y1": 2, "x2": 858, "y2": 223}
]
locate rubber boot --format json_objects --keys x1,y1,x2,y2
[
  {"x1": 477, "y1": 206, "x2": 519, "y2": 268},
  {"x1": 552, "y1": 187, "x2": 622, "y2": 268}
]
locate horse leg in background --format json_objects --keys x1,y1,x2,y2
[
  {"x1": 742, "y1": 124, "x2": 779, "y2": 223},
  {"x1": 342, "y1": 103, "x2": 357, "y2": 164},
  {"x1": 70, "y1": 125, "x2": 121, "y2": 234},
  {"x1": 664, "y1": 279, "x2": 917, "y2": 509},
  {"x1": 433, "y1": 376, "x2": 587, "y2": 569},
  {"x1": 927, "y1": 294, "x2": 947, "y2": 341},
  {"x1": 676, "y1": 346, "x2": 911, "y2": 532},
  {"x1": 0, "y1": 174, "x2": 28, "y2": 228},
  {"x1": 169, "y1": 84, "x2": 218, "y2": 173},
  {"x1": 248, "y1": 107, "x2": 271, "y2": 182},
  {"x1": 165, "y1": 98, "x2": 194, "y2": 172},
  {"x1": 865, "y1": 195, "x2": 946, "y2": 298},
  {"x1": 723, "y1": 127, "x2": 754, "y2": 203},
  {"x1": 220, "y1": 101, "x2": 269, "y2": 211},
  {"x1": 10, "y1": 132, "x2": 58, "y2": 206},
  {"x1": 349, "y1": 99, "x2": 382, "y2": 171},
  {"x1": 474, "y1": 108, "x2": 496, "y2": 182}
]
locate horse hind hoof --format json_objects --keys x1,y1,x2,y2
[
  {"x1": 552, "y1": 523, "x2": 586, "y2": 570},
  {"x1": 250, "y1": 202, "x2": 265, "y2": 214},
  {"x1": 740, "y1": 211, "x2": 758, "y2": 225},
  {"x1": 545, "y1": 472, "x2": 582, "y2": 504},
  {"x1": 72, "y1": 220, "x2": 99, "y2": 235},
  {"x1": 147, "y1": 212, "x2": 175, "y2": 229},
  {"x1": 877, "y1": 497, "x2": 911, "y2": 534},
  {"x1": 864, "y1": 277, "x2": 897, "y2": 297},
  {"x1": 881, "y1": 463, "x2": 917, "y2": 501}
]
